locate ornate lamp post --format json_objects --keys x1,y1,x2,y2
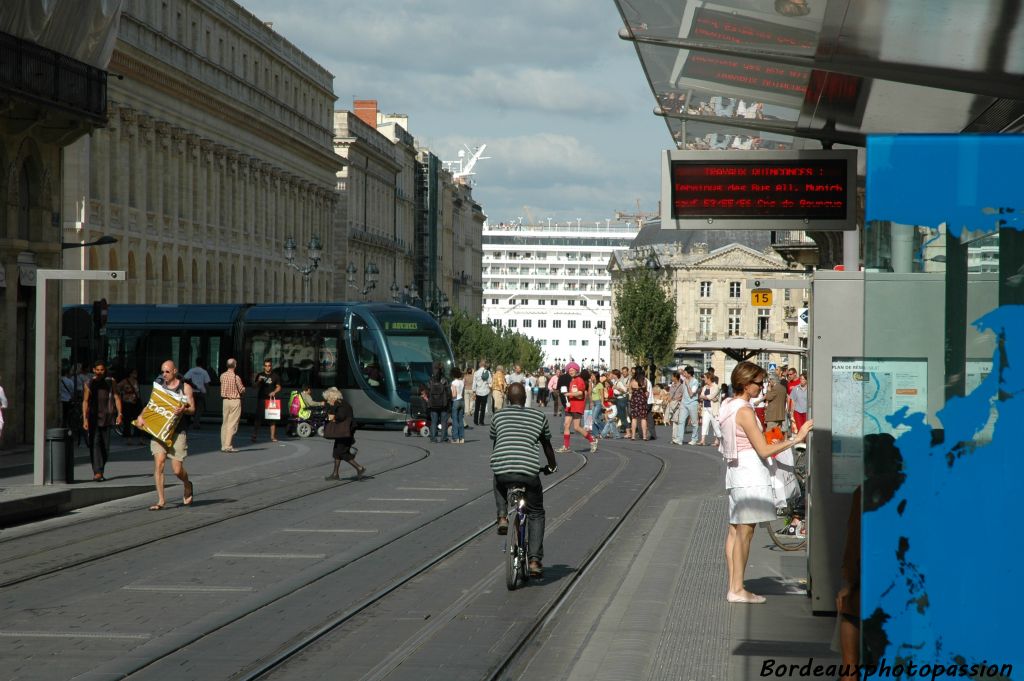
[
  {"x1": 424, "y1": 288, "x2": 453, "y2": 321},
  {"x1": 284, "y1": 235, "x2": 322, "y2": 302},
  {"x1": 346, "y1": 261, "x2": 379, "y2": 299}
]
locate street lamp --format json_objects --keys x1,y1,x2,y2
[
  {"x1": 346, "y1": 261, "x2": 379, "y2": 298},
  {"x1": 389, "y1": 280, "x2": 401, "y2": 303},
  {"x1": 284, "y1": 235, "x2": 322, "y2": 302},
  {"x1": 62, "y1": 235, "x2": 118, "y2": 250},
  {"x1": 424, "y1": 289, "x2": 453, "y2": 321}
]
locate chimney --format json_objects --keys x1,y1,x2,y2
[{"x1": 353, "y1": 99, "x2": 378, "y2": 127}]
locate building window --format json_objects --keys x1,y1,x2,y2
[
  {"x1": 700, "y1": 281, "x2": 712, "y2": 297},
  {"x1": 784, "y1": 288, "x2": 791, "y2": 301},
  {"x1": 567, "y1": 300, "x2": 575, "y2": 306},
  {"x1": 580, "y1": 299, "x2": 587, "y2": 306},
  {"x1": 728, "y1": 308, "x2": 741, "y2": 336},
  {"x1": 491, "y1": 298, "x2": 498, "y2": 304},
  {"x1": 599, "y1": 340, "x2": 607, "y2": 347},
  {"x1": 552, "y1": 320, "x2": 562, "y2": 329},
  {"x1": 508, "y1": 319, "x2": 517, "y2": 328},
  {"x1": 597, "y1": 300, "x2": 605, "y2": 306},
  {"x1": 567, "y1": 320, "x2": 577, "y2": 329},
  {"x1": 520, "y1": 299, "x2": 528, "y2": 305},
  {"x1": 581, "y1": 340, "x2": 589, "y2": 346},
  {"x1": 757, "y1": 308, "x2": 770, "y2": 338},
  {"x1": 538, "y1": 319, "x2": 547, "y2": 328},
  {"x1": 550, "y1": 299, "x2": 557, "y2": 305},
  {"x1": 729, "y1": 281, "x2": 741, "y2": 298},
  {"x1": 597, "y1": 320, "x2": 606, "y2": 329},
  {"x1": 583, "y1": 320, "x2": 591, "y2": 329},
  {"x1": 538, "y1": 299, "x2": 546, "y2": 305},
  {"x1": 551, "y1": 339, "x2": 559, "y2": 346},
  {"x1": 522, "y1": 319, "x2": 532, "y2": 328},
  {"x1": 569, "y1": 340, "x2": 577, "y2": 346},
  {"x1": 699, "y1": 307, "x2": 713, "y2": 336}
]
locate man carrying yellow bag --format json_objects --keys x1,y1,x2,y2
[{"x1": 135, "y1": 360, "x2": 195, "y2": 510}]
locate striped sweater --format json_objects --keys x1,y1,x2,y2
[{"x1": 489, "y1": 406, "x2": 551, "y2": 476}]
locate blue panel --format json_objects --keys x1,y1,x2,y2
[
  {"x1": 863, "y1": 135, "x2": 1023, "y2": 679},
  {"x1": 866, "y1": 135, "x2": 1024, "y2": 236}
]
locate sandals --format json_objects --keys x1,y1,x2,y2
[
  {"x1": 182, "y1": 481, "x2": 194, "y2": 506},
  {"x1": 148, "y1": 504, "x2": 165, "y2": 511}
]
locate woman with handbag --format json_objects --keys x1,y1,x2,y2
[
  {"x1": 721, "y1": 361, "x2": 812, "y2": 604},
  {"x1": 323, "y1": 387, "x2": 366, "y2": 481}
]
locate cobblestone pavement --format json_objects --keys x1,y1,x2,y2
[{"x1": 0, "y1": 419, "x2": 837, "y2": 681}]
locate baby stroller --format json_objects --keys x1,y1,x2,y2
[{"x1": 287, "y1": 390, "x2": 327, "y2": 438}]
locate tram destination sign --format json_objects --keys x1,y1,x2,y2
[{"x1": 661, "y1": 150, "x2": 858, "y2": 231}]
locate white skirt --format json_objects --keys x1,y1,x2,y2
[{"x1": 728, "y1": 485, "x2": 777, "y2": 525}]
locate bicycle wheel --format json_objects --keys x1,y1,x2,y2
[
  {"x1": 506, "y1": 514, "x2": 522, "y2": 590},
  {"x1": 765, "y1": 495, "x2": 807, "y2": 551}
]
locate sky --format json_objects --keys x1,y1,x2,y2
[{"x1": 241, "y1": 0, "x2": 670, "y2": 225}]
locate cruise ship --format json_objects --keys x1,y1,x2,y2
[{"x1": 481, "y1": 219, "x2": 641, "y2": 368}]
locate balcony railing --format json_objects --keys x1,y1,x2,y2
[{"x1": 0, "y1": 30, "x2": 107, "y2": 122}]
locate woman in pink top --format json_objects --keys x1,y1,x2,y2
[{"x1": 719, "y1": 361, "x2": 813, "y2": 604}]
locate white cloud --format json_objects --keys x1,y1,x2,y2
[{"x1": 237, "y1": 0, "x2": 669, "y2": 223}]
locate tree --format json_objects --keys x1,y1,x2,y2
[
  {"x1": 443, "y1": 310, "x2": 543, "y2": 371},
  {"x1": 613, "y1": 269, "x2": 677, "y2": 366}
]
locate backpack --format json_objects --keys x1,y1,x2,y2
[
  {"x1": 428, "y1": 379, "x2": 449, "y2": 410},
  {"x1": 481, "y1": 369, "x2": 491, "y2": 382}
]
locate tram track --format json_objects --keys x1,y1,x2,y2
[
  {"x1": 0, "y1": 434, "x2": 430, "y2": 589},
  {"x1": 3, "y1": 434, "x2": 670, "y2": 681},
  {"x1": 105, "y1": 449, "x2": 592, "y2": 681},
  {"x1": 221, "y1": 444, "x2": 669, "y2": 681}
]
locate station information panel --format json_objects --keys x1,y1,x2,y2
[{"x1": 661, "y1": 150, "x2": 858, "y2": 231}]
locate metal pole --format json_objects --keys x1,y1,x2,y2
[{"x1": 33, "y1": 269, "x2": 125, "y2": 485}]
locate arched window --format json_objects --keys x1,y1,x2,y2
[
  {"x1": 127, "y1": 252, "x2": 137, "y2": 303},
  {"x1": 17, "y1": 161, "x2": 32, "y2": 241},
  {"x1": 191, "y1": 260, "x2": 199, "y2": 303}
]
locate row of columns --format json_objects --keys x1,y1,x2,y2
[{"x1": 83, "y1": 102, "x2": 336, "y2": 303}]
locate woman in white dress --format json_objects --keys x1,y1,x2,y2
[{"x1": 720, "y1": 361, "x2": 812, "y2": 604}]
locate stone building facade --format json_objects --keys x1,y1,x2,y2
[
  {"x1": 333, "y1": 101, "x2": 484, "y2": 317},
  {"x1": 609, "y1": 229, "x2": 810, "y2": 378},
  {"x1": 63, "y1": 0, "x2": 341, "y2": 307},
  {"x1": 1, "y1": 4, "x2": 118, "y2": 446}
]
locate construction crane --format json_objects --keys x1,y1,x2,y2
[
  {"x1": 615, "y1": 199, "x2": 658, "y2": 227},
  {"x1": 445, "y1": 144, "x2": 489, "y2": 185}
]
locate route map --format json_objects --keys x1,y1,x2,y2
[{"x1": 831, "y1": 358, "x2": 927, "y2": 493}]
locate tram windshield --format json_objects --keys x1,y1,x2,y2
[{"x1": 375, "y1": 312, "x2": 453, "y2": 401}]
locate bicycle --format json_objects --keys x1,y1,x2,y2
[
  {"x1": 765, "y1": 443, "x2": 808, "y2": 551},
  {"x1": 504, "y1": 465, "x2": 556, "y2": 591}
]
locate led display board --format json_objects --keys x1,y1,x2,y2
[{"x1": 660, "y1": 149, "x2": 858, "y2": 230}]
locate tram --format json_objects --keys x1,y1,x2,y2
[{"x1": 61, "y1": 303, "x2": 455, "y2": 426}]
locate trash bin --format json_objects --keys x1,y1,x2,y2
[{"x1": 46, "y1": 427, "x2": 74, "y2": 484}]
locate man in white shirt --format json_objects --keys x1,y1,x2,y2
[
  {"x1": 184, "y1": 359, "x2": 212, "y2": 429},
  {"x1": 472, "y1": 360, "x2": 492, "y2": 426}
]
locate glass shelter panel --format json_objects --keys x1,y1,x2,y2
[{"x1": 861, "y1": 135, "x2": 1020, "y2": 673}]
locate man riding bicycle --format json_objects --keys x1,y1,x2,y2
[{"x1": 490, "y1": 382, "x2": 557, "y2": 577}]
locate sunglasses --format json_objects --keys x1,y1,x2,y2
[{"x1": 751, "y1": 380, "x2": 764, "y2": 386}]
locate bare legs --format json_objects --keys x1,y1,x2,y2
[
  {"x1": 726, "y1": 523, "x2": 761, "y2": 599},
  {"x1": 152, "y1": 452, "x2": 189, "y2": 509}
]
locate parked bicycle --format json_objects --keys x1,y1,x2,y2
[
  {"x1": 505, "y1": 465, "x2": 556, "y2": 590},
  {"x1": 765, "y1": 443, "x2": 808, "y2": 551}
]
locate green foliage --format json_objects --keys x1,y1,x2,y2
[
  {"x1": 613, "y1": 269, "x2": 678, "y2": 366},
  {"x1": 443, "y1": 310, "x2": 544, "y2": 371}
]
